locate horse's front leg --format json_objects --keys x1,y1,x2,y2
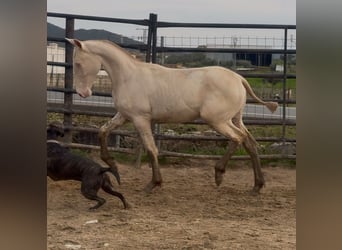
[
  {"x1": 133, "y1": 117, "x2": 162, "y2": 193},
  {"x1": 99, "y1": 112, "x2": 127, "y2": 184}
]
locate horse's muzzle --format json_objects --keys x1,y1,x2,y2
[{"x1": 77, "y1": 88, "x2": 92, "y2": 98}]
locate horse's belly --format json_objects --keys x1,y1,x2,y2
[{"x1": 151, "y1": 105, "x2": 199, "y2": 123}]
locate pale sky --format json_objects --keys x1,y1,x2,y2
[{"x1": 47, "y1": 0, "x2": 296, "y2": 43}]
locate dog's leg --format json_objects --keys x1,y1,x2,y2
[
  {"x1": 102, "y1": 176, "x2": 129, "y2": 209},
  {"x1": 81, "y1": 182, "x2": 106, "y2": 210}
]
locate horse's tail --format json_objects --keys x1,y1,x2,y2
[{"x1": 240, "y1": 77, "x2": 278, "y2": 113}]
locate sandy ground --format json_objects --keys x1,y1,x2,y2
[{"x1": 47, "y1": 160, "x2": 296, "y2": 249}]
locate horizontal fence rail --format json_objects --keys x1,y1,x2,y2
[
  {"x1": 47, "y1": 12, "x2": 296, "y2": 161},
  {"x1": 156, "y1": 21, "x2": 296, "y2": 29},
  {"x1": 156, "y1": 46, "x2": 296, "y2": 54},
  {"x1": 47, "y1": 12, "x2": 149, "y2": 26}
]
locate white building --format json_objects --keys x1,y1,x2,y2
[
  {"x1": 47, "y1": 43, "x2": 108, "y2": 75},
  {"x1": 47, "y1": 43, "x2": 65, "y2": 74},
  {"x1": 47, "y1": 43, "x2": 109, "y2": 89}
]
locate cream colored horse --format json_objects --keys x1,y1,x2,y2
[{"x1": 66, "y1": 38, "x2": 278, "y2": 193}]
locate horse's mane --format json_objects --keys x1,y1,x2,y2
[{"x1": 97, "y1": 40, "x2": 140, "y2": 61}]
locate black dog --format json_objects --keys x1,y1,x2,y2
[{"x1": 47, "y1": 124, "x2": 128, "y2": 210}]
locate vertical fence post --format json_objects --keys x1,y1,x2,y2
[
  {"x1": 146, "y1": 13, "x2": 158, "y2": 63},
  {"x1": 151, "y1": 13, "x2": 158, "y2": 64},
  {"x1": 150, "y1": 14, "x2": 161, "y2": 149},
  {"x1": 145, "y1": 13, "x2": 161, "y2": 149},
  {"x1": 145, "y1": 14, "x2": 153, "y2": 63},
  {"x1": 282, "y1": 28, "x2": 288, "y2": 149},
  {"x1": 160, "y1": 36, "x2": 165, "y2": 64},
  {"x1": 64, "y1": 17, "x2": 75, "y2": 143}
]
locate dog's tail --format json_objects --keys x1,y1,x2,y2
[{"x1": 100, "y1": 166, "x2": 121, "y2": 185}]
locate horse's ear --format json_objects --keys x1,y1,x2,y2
[{"x1": 65, "y1": 38, "x2": 83, "y2": 49}]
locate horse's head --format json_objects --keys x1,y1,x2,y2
[{"x1": 66, "y1": 38, "x2": 102, "y2": 98}]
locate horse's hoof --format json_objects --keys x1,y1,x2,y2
[
  {"x1": 249, "y1": 189, "x2": 260, "y2": 196},
  {"x1": 123, "y1": 202, "x2": 131, "y2": 209},
  {"x1": 250, "y1": 184, "x2": 264, "y2": 195},
  {"x1": 112, "y1": 170, "x2": 121, "y2": 185},
  {"x1": 104, "y1": 159, "x2": 121, "y2": 185},
  {"x1": 144, "y1": 181, "x2": 162, "y2": 193},
  {"x1": 215, "y1": 169, "x2": 224, "y2": 186}
]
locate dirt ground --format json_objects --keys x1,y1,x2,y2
[{"x1": 47, "y1": 159, "x2": 296, "y2": 250}]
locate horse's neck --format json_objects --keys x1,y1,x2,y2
[
  {"x1": 89, "y1": 41, "x2": 134, "y2": 70},
  {"x1": 91, "y1": 42, "x2": 136, "y2": 87}
]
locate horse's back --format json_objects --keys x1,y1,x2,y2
[{"x1": 122, "y1": 64, "x2": 246, "y2": 123}]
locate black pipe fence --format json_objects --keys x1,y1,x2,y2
[{"x1": 47, "y1": 12, "x2": 296, "y2": 160}]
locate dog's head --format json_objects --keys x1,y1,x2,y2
[{"x1": 47, "y1": 123, "x2": 64, "y2": 140}]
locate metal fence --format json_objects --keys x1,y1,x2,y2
[{"x1": 47, "y1": 12, "x2": 296, "y2": 160}]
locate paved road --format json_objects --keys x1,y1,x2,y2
[
  {"x1": 47, "y1": 91, "x2": 296, "y2": 120},
  {"x1": 243, "y1": 102, "x2": 296, "y2": 120}
]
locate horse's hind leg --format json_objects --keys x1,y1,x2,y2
[
  {"x1": 210, "y1": 120, "x2": 246, "y2": 186},
  {"x1": 99, "y1": 112, "x2": 127, "y2": 184},
  {"x1": 214, "y1": 114, "x2": 265, "y2": 193},
  {"x1": 241, "y1": 125, "x2": 265, "y2": 193},
  {"x1": 214, "y1": 140, "x2": 239, "y2": 186}
]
